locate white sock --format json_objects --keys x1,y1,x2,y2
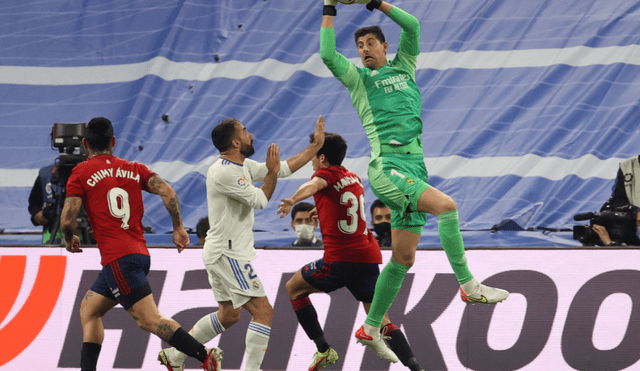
[
  {"x1": 461, "y1": 277, "x2": 479, "y2": 294},
  {"x1": 169, "y1": 311, "x2": 226, "y2": 365},
  {"x1": 244, "y1": 322, "x2": 271, "y2": 371}
]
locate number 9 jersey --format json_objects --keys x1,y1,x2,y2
[
  {"x1": 66, "y1": 154, "x2": 156, "y2": 266},
  {"x1": 313, "y1": 166, "x2": 382, "y2": 264}
]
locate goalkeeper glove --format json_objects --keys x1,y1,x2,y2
[{"x1": 366, "y1": 0, "x2": 382, "y2": 11}]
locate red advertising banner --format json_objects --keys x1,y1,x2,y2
[{"x1": 1, "y1": 247, "x2": 639, "y2": 370}]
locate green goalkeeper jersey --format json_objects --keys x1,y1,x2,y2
[{"x1": 320, "y1": 6, "x2": 422, "y2": 159}]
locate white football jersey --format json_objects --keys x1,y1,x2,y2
[{"x1": 202, "y1": 157, "x2": 291, "y2": 264}]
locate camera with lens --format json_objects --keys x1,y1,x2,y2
[
  {"x1": 45, "y1": 123, "x2": 90, "y2": 244},
  {"x1": 51, "y1": 123, "x2": 88, "y2": 185},
  {"x1": 573, "y1": 205, "x2": 639, "y2": 245}
]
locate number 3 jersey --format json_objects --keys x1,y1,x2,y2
[
  {"x1": 66, "y1": 155, "x2": 155, "y2": 266},
  {"x1": 313, "y1": 166, "x2": 382, "y2": 264}
]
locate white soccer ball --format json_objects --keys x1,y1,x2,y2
[{"x1": 337, "y1": 0, "x2": 371, "y2": 4}]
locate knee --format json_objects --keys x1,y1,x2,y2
[
  {"x1": 286, "y1": 279, "x2": 305, "y2": 301},
  {"x1": 79, "y1": 301, "x2": 100, "y2": 324},
  {"x1": 441, "y1": 196, "x2": 457, "y2": 213},
  {"x1": 394, "y1": 253, "x2": 415, "y2": 267},
  {"x1": 285, "y1": 278, "x2": 295, "y2": 299}
]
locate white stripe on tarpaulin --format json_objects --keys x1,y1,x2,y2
[
  {"x1": 2, "y1": 44, "x2": 640, "y2": 86},
  {"x1": 0, "y1": 154, "x2": 624, "y2": 188}
]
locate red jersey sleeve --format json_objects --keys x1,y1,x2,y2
[{"x1": 65, "y1": 170, "x2": 85, "y2": 199}]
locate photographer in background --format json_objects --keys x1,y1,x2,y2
[
  {"x1": 28, "y1": 162, "x2": 62, "y2": 243},
  {"x1": 574, "y1": 155, "x2": 640, "y2": 246},
  {"x1": 607, "y1": 155, "x2": 640, "y2": 209},
  {"x1": 594, "y1": 155, "x2": 640, "y2": 246}
]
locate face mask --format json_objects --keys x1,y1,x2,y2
[
  {"x1": 294, "y1": 224, "x2": 315, "y2": 241},
  {"x1": 373, "y1": 222, "x2": 391, "y2": 238}
]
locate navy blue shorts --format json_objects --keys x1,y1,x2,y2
[
  {"x1": 90, "y1": 254, "x2": 152, "y2": 310},
  {"x1": 301, "y1": 259, "x2": 380, "y2": 303}
]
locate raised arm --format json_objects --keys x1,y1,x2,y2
[
  {"x1": 277, "y1": 176, "x2": 329, "y2": 218},
  {"x1": 320, "y1": 4, "x2": 352, "y2": 78},
  {"x1": 368, "y1": 0, "x2": 420, "y2": 71},
  {"x1": 259, "y1": 143, "x2": 281, "y2": 201},
  {"x1": 146, "y1": 174, "x2": 190, "y2": 251},
  {"x1": 285, "y1": 115, "x2": 325, "y2": 173}
]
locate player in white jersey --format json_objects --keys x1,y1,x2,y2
[{"x1": 159, "y1": 116, "x2": 325, "y2": 371}]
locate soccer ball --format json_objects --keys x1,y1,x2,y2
[{"x1": 337, "y1": 0, "x2": 371, "y2": 4}]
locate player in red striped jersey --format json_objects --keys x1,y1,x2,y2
[{"x1": 277, "y1": 131, "x2": 423, "y2": 371}]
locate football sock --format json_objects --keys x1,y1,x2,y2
[
  {"x1": 167, "y1": 327, "x2": 207, "y2": 363},
  {"x1": 245, "y1": 322, "x2": 271, "y2": 371},
  {"x1": 382, "y1": 324, "x2": 421, "y2": 369},
  {"x1": 292, "y1": 296, "x2": 329, "y2": 353},
  {"x1": 366, "y1": 259, "x2": 409, "y2": 327},
  {"x1": 438, "y1": 210, "x2": 473, "y2": 284},
  {"x1": 169, "y1": 311, "x2": 226, "y2": 365},
  {"x1": 80, "y1": 342, "x2": 101, "y2": 371}
]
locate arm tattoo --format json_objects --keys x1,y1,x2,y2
[
  {"x1": 61, "y1": 198, "x2": 82, "y2": 242},
  {"x1": 148, "y1": 175, "x2": 183, "y2": 228},
  {"x1": 147, "y1": 175, "x2": 165, "y2": 195},
  {"x1": 166, "y1": 197, "x2": 182, "y2": 229},
  {"x1": 156, "y1": 323, "x2": 175, "y2": 343}
]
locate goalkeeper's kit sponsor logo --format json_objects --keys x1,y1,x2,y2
[{"x1": 374, "y1": 73, "x2": 410, "y2": 94}]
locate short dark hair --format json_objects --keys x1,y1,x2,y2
[
  {"x1": 309, "y1": 132, "x2": 347, "y2": 166},
  {"x1": 211, "y1": 118, "x2": 240, "y2": 152},
  {"x1": 291, "y1": 202, "x2": 315, "y2": 221},
  {"x1": 196, "y1": 217, "x2": 209, "y2": 238},
  {"x1": 85, "y1": 117, "x2": 114, "y2": 151},
  {"x1": 370, "y1": 199, "x2": 388, "y2": 218},
  {"x1": 354, "y1": 26, "x2": 386, "y2": 45}
]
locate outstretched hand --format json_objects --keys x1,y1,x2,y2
[
  {"x1": 266, "y1": 143, "x2": 281, "y2": 174},
  {"x1": 278, "y1": 198, "x2": 295, "y2": 218},
  {"x1": 312, "y1": 116, "x2": 325, "y2": 149}
]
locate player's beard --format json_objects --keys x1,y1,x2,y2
[{"x1": 240, "y1": 142, "x2": 255, "y2": 157}]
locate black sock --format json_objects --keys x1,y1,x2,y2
[
  {"x1": 382, "y1": 324, "x2": 421, "y2": 369},
  {"x1": 292, "y1": 296, "x2": 329, "y2": 352},
  {"x1": 168, "y1": 327, "x2": 208, "y2": 363},
  {"x1": 313, "y1": 336, "x2": 330, "y2": 354},
  {"x1": 80, "y1": 342, "x2": 101, "y2": 371}
]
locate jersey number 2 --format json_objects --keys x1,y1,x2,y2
[
  {"x1": 338, "y1": 191, "x2": 367, "y2": 235},
  {"x1": 107, "y1": 187, "x2": 131, "y2": 229}
]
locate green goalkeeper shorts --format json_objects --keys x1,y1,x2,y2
[{"x1": 368, "y1": 153, "x2": 430, "y2": 234}]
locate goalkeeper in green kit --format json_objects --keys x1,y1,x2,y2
[{"x1": 320, "y1": 0, "x2": 510, "y2": 362}]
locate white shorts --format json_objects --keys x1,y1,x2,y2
[{"x1": 206, "y1": 256, "x2": 266, "y2": 309}]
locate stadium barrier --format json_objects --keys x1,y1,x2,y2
[{"x1": 1, "y1": 247, "x2": 639, "y2": 370}]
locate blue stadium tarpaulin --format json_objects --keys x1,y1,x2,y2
[{"x1": 1, "y1": 0, "x2": 639, "y2": 245}]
